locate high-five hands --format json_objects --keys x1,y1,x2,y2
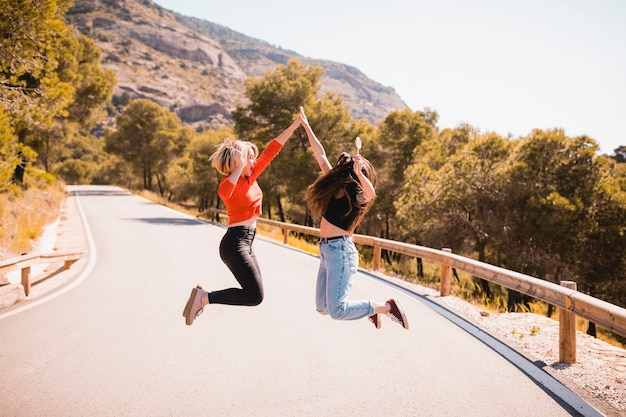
[{"x1": 299, "y1": 106, "x2": 309, "y2": 127}]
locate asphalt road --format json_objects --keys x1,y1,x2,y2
[{"x1": 0, "y1": 185, "x2": 602, "y2": 417}]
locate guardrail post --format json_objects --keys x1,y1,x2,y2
[
  {"x1": 373, "y1": 242, "x2": 381, "y2": 271},
  {"x1": 559, "y1": 280, "x2": 577, "y2": 363},
  {"x1": 283, "y1": 229, "x2": 289, "y2": 245},
  {"x1": 21, "y1": 266, "x2": 32, "y2": 297},
  {"x1": 440, "y1": 248, "x2": 452, "y2": 296}
]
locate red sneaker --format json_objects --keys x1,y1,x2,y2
[
  {"x1": 368, "y1": 314, "x2": 381, "y2": 329},
  {"x1": 386, "y1": 299, "x2": 409, "y2": 329}
]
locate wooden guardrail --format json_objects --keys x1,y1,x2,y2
[
  {"x1": 204, "y1": 208, "x2": 626, "y2": 362},
  {"x1": 0, "y1": 251, "x2": 85, "y2": 296}
]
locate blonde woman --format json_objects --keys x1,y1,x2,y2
[{"x1": 183, "y1": 114, "x2": 301, "y2": 325}]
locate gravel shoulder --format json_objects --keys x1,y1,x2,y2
[{"x1": 400, "y1": 280, "x2": 626, "y2": 417}]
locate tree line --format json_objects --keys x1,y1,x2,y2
[{"x1": 2, "y1": 1, "x2": 626, "y2": 314}]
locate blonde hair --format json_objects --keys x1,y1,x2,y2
[{"x1": 209, "y1": 138, "x2": 259, "y2": 176}]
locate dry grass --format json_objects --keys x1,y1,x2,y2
[{"x1": 0, "y1": 172, "x2": 64, "y2": 259}]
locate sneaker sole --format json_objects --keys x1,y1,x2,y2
[{"x1": 182, "y1": 285, "x2": 203, "y2": 326}]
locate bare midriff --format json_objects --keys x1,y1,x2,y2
[
  {"x1": 229, "y1": 216, "x2": 258, "y2": 228},
  {"x1": 319, "y1": 217, "x2": 350, "y2": 238}
]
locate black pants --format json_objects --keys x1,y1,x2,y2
[{"x1": 208, "y1": 226, "x2": 264, "y2": 306}]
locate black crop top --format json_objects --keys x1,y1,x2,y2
[{"x1": 322, "y1": 183, "x2": 363, "y2": 231}]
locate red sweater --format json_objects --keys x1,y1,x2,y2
[{"x1": 218, "y1": 140, "x2": 283, "y2": 225}]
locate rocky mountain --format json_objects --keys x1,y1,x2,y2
[{"x1": 66, "y1": 0, "x2": 408, "y2": 129}]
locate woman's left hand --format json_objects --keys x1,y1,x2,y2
[{"x1": 353, "y1": 155, "x2": 365, "y2": 176}]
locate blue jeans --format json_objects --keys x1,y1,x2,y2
[{"x1": 315, "y1": 236, "x2": 375, "y2": 320}]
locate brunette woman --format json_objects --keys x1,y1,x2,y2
[{"x1": 300, "y1": 107, "x2": 408, "y2": 330}]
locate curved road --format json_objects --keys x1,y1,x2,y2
[{"x1": 0, "y1": 185, "x2": 601, "y2": 417}]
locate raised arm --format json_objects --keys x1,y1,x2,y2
[
  {"x1": 274, "y1": 114, "x2": 301, "y2": 145},
  {"x1": 300, "y1": 106, "x2": 332, "y2": 174},
  {"x1": 353, "y1": 156, "x2": 376, "y2": 202}
]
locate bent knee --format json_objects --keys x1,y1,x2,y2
[
  {"x1": 248, "y1": 294, "x2": 263, "y2": 306},
  {"x1": 329, "y1": 305, "x2": 348, "y2": 320}
]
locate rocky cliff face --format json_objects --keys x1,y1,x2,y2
[{"x1": 66, "y1": 0, "x2": 407, "y2": 129}]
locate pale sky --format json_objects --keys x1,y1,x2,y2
[{"x1": 153, "y1": 0, "x2": 626, "y2": 155}]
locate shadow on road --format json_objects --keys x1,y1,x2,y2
[
  {"x1": 124, "y1": 217, "x2": 203, "y2": 226},
  {"x1": 69, "y1": 189, "x2": 133, "y2": 197}
]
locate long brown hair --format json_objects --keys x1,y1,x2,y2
[{"x1": 306, "y1": 152, "x2": 377, "y2": 231}]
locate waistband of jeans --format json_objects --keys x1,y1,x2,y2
[
  {"x1": 228, "y1": 225, "x2": 256, "y2": 233},
  {"x1": 319, "y1": 235, "x2": 350, "y2": 243}
]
